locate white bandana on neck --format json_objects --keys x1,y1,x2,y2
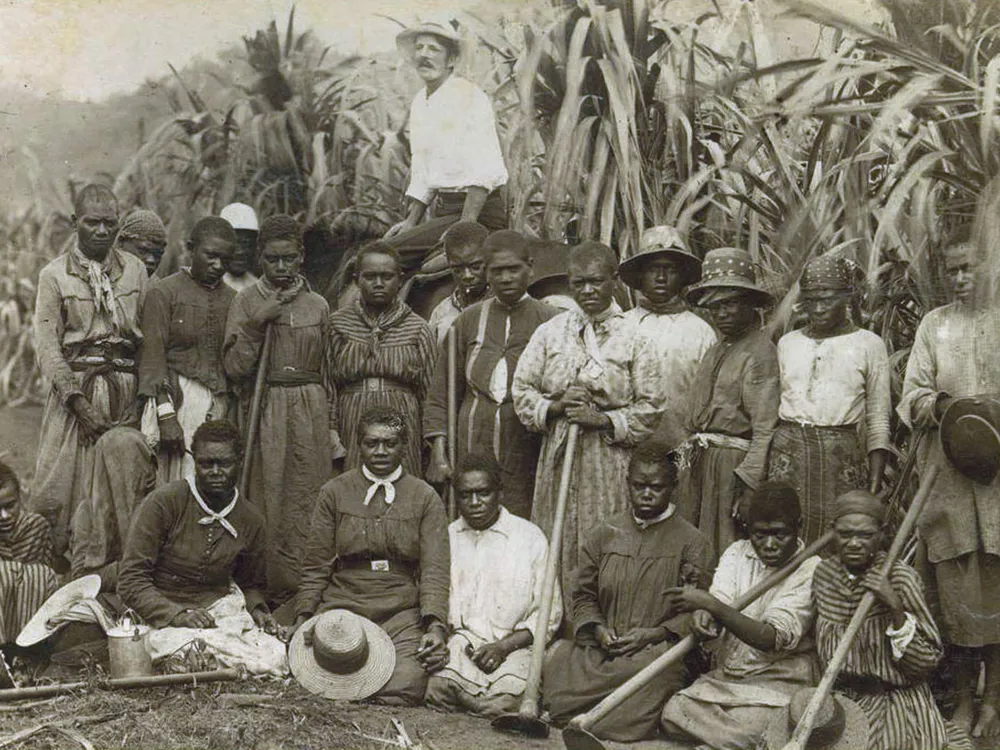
[
  {"x1": 185, "y1": 476, "x2": 239, "y2": 538},
  {"x1": 362, "y1": 465, "x2": 403, "y2": 506}
]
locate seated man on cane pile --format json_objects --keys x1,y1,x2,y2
[
  {"x1": 117, "y1": 420, "x2": 287, "y2": 677},
  {"x1": 811, "y1": 490, "x2": 969, "y2": 750},
  {"x1": 541, "y1": 442, "x2": 715, "y2": 742},
  {"x1": 427, "y1": 221, "x2": 491, "y2": 343},
  {"x1": 0, "y1": 462, "x2": 58, "y2": 648},
  {"x1": 291, "y1": 406, "x2": 450, "y2": 705},
  {"x1": 660, "y1": 482, "x2": 822, "y2": 749},
  {"x1": 383, "y1": 21, "x2": 508, "y2": 274},
  {"x1": 425, "y1": 452, "x2": 561, "y2": 717}
]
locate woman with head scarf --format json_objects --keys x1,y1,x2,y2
[
  {"x1": 224, "y1": 215, "x2": 338, "y2": 603},
  {"x1": 768, "y1": 255, "x2": 891, "y2": 544}
]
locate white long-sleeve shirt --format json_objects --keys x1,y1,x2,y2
[{"x1": 405, "y1": 75, "x2": 508, "y2": 205}]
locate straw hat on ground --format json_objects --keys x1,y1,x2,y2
[
  {"x1": 619, "y1": 226, "x2": 703, "y2": 289},
  {"x1": 289, "y1": 609, "x2": 395, "y2": 701},
  {"x1": 760, "y1": 688, "x2": 869, "y2": 750},
  {"x1": 16, "y1": 574, "x2": 101, "y2": 647},
  {"x1": 940, "y1": 396, "x2": 1000, "y2": 485},
  {"x1": 685, "y1": 247, "x2": 774, "y2": 308}
]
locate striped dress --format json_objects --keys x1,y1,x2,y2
[
  {"x1": 813, "y1": 554, "x2": 969, "y2": 750},
  {"x1": 0, "y1": 512, "x2": 58, "y2": 643},
  {"x1": 328, "y1": 300, "x2": 437, "y2": 476}
]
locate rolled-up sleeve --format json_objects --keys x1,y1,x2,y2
[
  {"x1": 864, "y1": 336, "x2": 892, "y2": 453},
  {"x1": 761, "y1": 556, "x2": 820, "y2": 653}
]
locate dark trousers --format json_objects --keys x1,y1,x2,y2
[{"x1": 389, "y1": 189, "x2": 507, "y2": 275}]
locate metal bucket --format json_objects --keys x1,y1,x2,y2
[{"x1": 106, "y1": 624, "x2": 153, "y2": 678}]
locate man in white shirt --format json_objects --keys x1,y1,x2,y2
[
  {"x1": 384, "y1": 21, "x2": 509, "y2": 275},
  {"x1": 424, "y1": 451, "x2": 561, "y2": 717}
]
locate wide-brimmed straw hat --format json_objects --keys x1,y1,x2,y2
[
  {"x1": 17, "y1": 574, "x2": 101, "y2": 647},
  {"x1": 289, "y1": 610, "x2": 395, "y2": 701},
  {"x1": 940, "y1": 396, "x2": 1000, "y2": 485},
  {"x1": 761, "y1": 688, "x2": 869, "y2": 750},
  {"x1": 396, "y1": 22, "x2": 463, "y2": 61},
  {"x1": 619, "y1": 226, "x2": 703, "y2": 289},
  {"x1": 685, "y1": 247, "x2": 773, "y2": 307}
]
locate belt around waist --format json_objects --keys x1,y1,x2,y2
[
  {"x1": 778, "y1": 420, "x2": 858, "y2": 432},
  {"x1": 266, "y1": 370, "x2": 322, "y2": 387},
  {"x1": 335, "y1": 557, "x2": 417, "y2": 576},
  {"x1": 341, "y1": 377, "x2": 409, "y2": 395},
  {"x1": 69, "y1": 357, "x2": 136, "y2": 373}
]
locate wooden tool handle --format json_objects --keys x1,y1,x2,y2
[
  {"x1": 0, "y1": 669, "x2": 239, "y2": 702},
  {"x1": 517, "y1": 424, "x2": 581, "y2": 717},
  {"x1": 782, "y1": 465, "x2": 939, "y2": 750},
  {"x1": 238, "y1": 324, "x2": 274, "y2": 499},
  {"x1": 446, "y1": 325, "x2": 458, "y2": 521},
  {"x1": 572, "y1": 528, "x2": 837, "y2": 731}
]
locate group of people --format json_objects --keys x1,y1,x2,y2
[{"x1": 1, "y1": 16, "x2": 997, "y2": 750}]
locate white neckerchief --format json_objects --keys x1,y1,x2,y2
[
  {"x1": 632, "y1": 503, "x2": 675, "y2": 531},
  {"x1": 186, "y1": 476, "x2": 239, "y2": 538},
  {"x1": 362, "y1": 465, "x2": 403, "y2": 506}
]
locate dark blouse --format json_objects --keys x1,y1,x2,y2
[{"x1": 117, "y1": 480, "x2": 267, "y2": 626}]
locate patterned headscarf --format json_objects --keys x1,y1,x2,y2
[
  {"x1": 800, "y1": 256, "x2": 852, "y2": 292},
  {"x1": 116, "y1": 209, "x2": 166, "y2": 244}
]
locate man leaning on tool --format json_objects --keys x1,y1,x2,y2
[{"x1": 383, "y1": 20, "x2": 508, "y2": 274}]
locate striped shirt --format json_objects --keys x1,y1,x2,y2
[{"x1": 0, "y1": 512, "x2": 53, "y2": 567}]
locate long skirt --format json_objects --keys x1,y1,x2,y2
[
  {"x1": 247, "y1": 383, "x2": 332, "y2": 601},
  {"x1": 542, "y1": 639, "x2": 688, "y2": 742},
  {"x1": 0, "y1": 559, "x2": 58, "y2": 644},
  {"x1": 768, "y1": 422, "x2": 866, "y2": 545},
  {"x1": 684, "y1": 445, "x2": 745, "y2": 557},
  {"x1": 69, "y1": 427, "x2": 157, "y2": 585},
  {"x1": 531, "y1": 420, "x2": 629, "y2": 601},
  {"x1": 931, "y1": 551, "x2": 1000, "y2": 647},
  {"x1": 338, "y1": 385, "x2": 423, "y2": 478},
  {"x1": 140, "y1": 375, "x2": 223, "y2": 483},
  {"x1": 31, "y1": 370, "x2": 138, "y2": 564}
]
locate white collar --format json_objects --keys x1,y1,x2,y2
[
  {"x1": 632, "y1": 503, "x2": 675, "y2": 530},
  {"x1": 456, "y1": 506, "x2": 510, "y2": 536},
  {"x1": 185, "y1": 476, "x2": 239, "y2": 538}
]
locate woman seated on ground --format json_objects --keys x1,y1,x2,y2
[
  {"x1": 117, "y1": 420, "x2": 287, "y2": 677},
  {"x1": 541, "y1": 442, "x2": 715, "y2": 742},
  {"x1": 811, "y1": 490, "x2": 969, "y2": 750},
  {"x1": 290, "y1": 405, "x2": 450, "y2": 705},
  {"x1": 660, "y1": 482, "x2": 822, "y2": 749}
]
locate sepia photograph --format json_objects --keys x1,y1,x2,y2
[{"x1": 0, "y1": 0, "x2": 996, "y2": 747}]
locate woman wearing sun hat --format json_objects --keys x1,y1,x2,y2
[
  {"x1": 620, "y1": 226, "x2": 717, "y2": 448},
  {"x1": 382, "y1": 19, "x2": 508, "y2": 274},
  {"x1": 681, "y1": 247, "x2": 780, "y2": 554}
]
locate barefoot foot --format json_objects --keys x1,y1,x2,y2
[{"x1": 972, "y1": 703, "x2": 1000, "y2": 738}]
